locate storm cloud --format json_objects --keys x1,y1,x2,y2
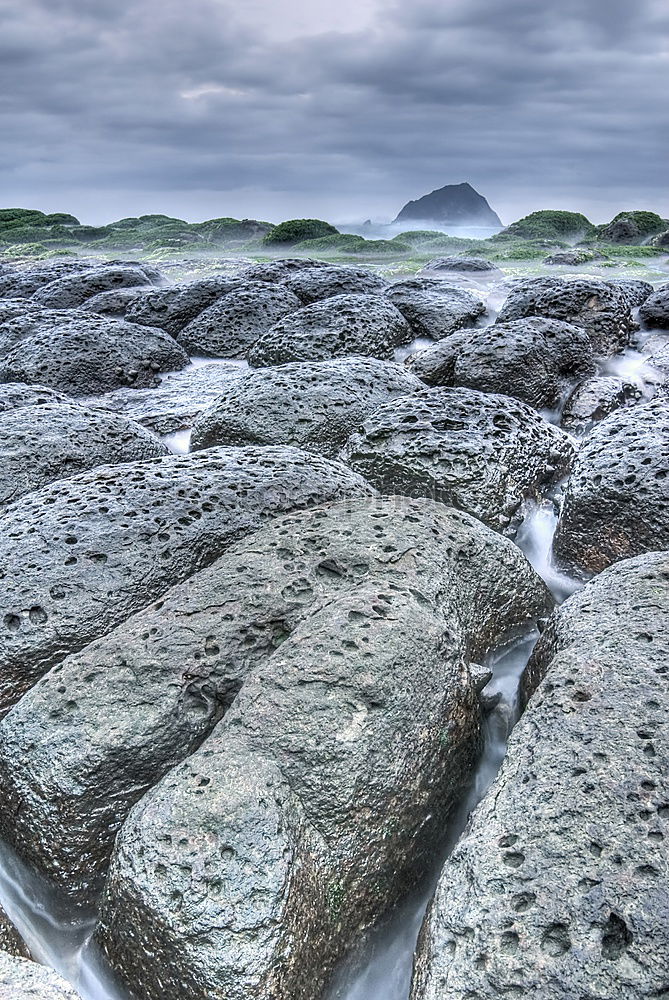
[{"x1": 1, "y1": 0, "x2": 667, "y2": 224}]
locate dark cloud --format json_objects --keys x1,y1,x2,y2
[{"x1": 0, "y1": 0, "x2": 667, "y2": 224}]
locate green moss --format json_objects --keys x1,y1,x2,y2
[
  {"x1": 294, "y1": 233, "x2": 365, "y2": 252},
  {"x1": 600, "y1": 244, "x2": 664, "y2": 258},
  {"x1": 0, "y1": 209, "x2": 48, "y2": 231},
  {"x1": 607, "y1": 211, "x2": 667, "y2": 237},
  {"x1": 263, "y1": 218, "x2": 339, "y2": 246},
  {"x1": 44, "y1": 213, "x2": 80, "y2": 226},
  {"x1": 327, "y1": 879, "x2": 346, "y2": 919},
  {"x1": 497, "y1": 210, "x2": 596, "y2": 242}
]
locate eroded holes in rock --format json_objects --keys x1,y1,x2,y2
[
  {"x1": 512, "y1": 892, "x2": 536, "y2": 913},
  {"x1": 28, "y1": 605, "x2": 48, "y2": 624},
  {"x1": 499, "y1": 834, "x2": 518, "y2": 848},
  {"x1": 601, "y1": 913, "x2": 633, "y2": 960},
  {"x1": 541, "y1": 922, "x2": 572, "y2": 957},
  {"x1": 503, "y1": 851, "x2": 525, "y2": 868},
  {"x1": 500, "y1": 931, "x2": 519, "y2": 955}
]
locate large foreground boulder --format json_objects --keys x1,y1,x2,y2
[
  {"x1": 282, "y1": 264, "x2": 389, "y2": 303},
  {"x1": 0, "y1": 382, "x2": 70, "y2": 412},
  {"x1": 0, "y1": 447, "x2": 371, "y2": 715},
  {"x1": 412, "y1": 552, "x2": 669, "y2": 1000},
  {"x1": 190, "y1": 358, "x2": 423, "y2": 456},
  {"x1": 31, "y1": 265, "x2": 159, "y2": 309},
  {"x1": 0, "y1": 954, "x2": 77, "y2": 998},
  {"x1": 341, "y1": 387, "x2": 574, "y2": 531},
  {"x1": 421, "y1": 256, "x2": 499, "y2": 273},
  {"x1": 89, "y1": 497, "x2": 550, "y2": 1000},
  {"x1": 553, "y1": 396, "x2": 669, "y2": 575},
  {"x1": 640, "y1": 284, "x2": 669, "y2": 330},
  {"x1": 0, "y1": 260, "x2": 106, "y2": 299},
  {"x1": 409, "y1": 317, "x2": 595, "y2": 409},
  {"x1": 125, "y1": 275, "x2": 246, "y2": 336},
  {"x1": 0, "y1": 401, "x2": 168, "y2": 505},
  {"x1": 0, "y1": 306, "x2": 188, "y2": 395},
  {"x1": 247, "y1": 294, "x2": 411, "y2": 366},
  {"x1": 176, "y1": 282, "x2": 301, "y2": 358},
  {"x1": 386, "y1": 278, "x2": 486, "y2": 341},
  {"x1": 560, "y1": 375, "x2": 642, "y2": 435},
  {"x1": 496, "y1": 277, "x2": 634, "y2": 355}
]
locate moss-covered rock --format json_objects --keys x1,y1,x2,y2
[
  {"x1": 263, "y1": 219, "x2": 339, "y2": 246},
  {"x1": 598, "y1": 211, "x2": 667, "y2": 244},
  {"x1": 497, "y1": 210, "x2": 595, "y2": 242}
]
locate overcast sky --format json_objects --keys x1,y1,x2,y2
[{"x1": 1, "y1": 0, "x2": 667, "y2": 226}]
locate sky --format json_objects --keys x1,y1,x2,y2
[{"x1": 1, "y1": 0, "x2": 668, "y2": 227}]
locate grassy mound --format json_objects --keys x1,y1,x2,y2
[
  {"x1": 497, "y1": 210, "x2": 595, "y2": 242},
  {"x1": 263, "y1": 218, "x2": 339, "y2": 246}
]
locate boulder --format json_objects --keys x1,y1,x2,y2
[
  {"x1": 89, "y1": 497, "x2": 549, "y2": 1000},
  {"x1": 0, "y1": 305, "x2": 188, "y2": 395},
  {"x1": 88, "y1": 362, "x2": 245, "y2": 434},
  {"x1": 408, "y1": 317, "x2": 595, "y2": 409},
  {"x1": 0, "y1": 382, "x2": 70, "y2": 412},
  {"x1": 640, "y1": 284, "x2": 669, "y2": 330},
  {"x1": 543, "y1": 249, "x2": 604, "y2": 266},
  {"x1": 421, "y1": 256, "x2": 499, "y2": 273},
  {"x1": 606, "y1": 278, "x2": 655, "y2": 308},
  {"x1": 243, "y1": 258, "x2": 330, "y2": 283},
  {"x1": 560, "y1": 375, "x2": 642, "y2": 434},
  {"x1": 31, "y1": 266, "x2": 159, "y2": 308},
  {"x1": 247, "y1": 294, "x2": 411, "y2": 366},
  {"x1": 0, "y1": 447, "x2": 372, "y2": 715},
  {"x1": 0, "y1": 953, "x2": 77, "y2": 998},
  {"x1": 0, "y1": 906, "x2": 29, "y2": 958},
  {"x1": 81, "y1": 287, "x2": 147, "y2": 316},
  {"x1": 125, "y1": 275, "x2": 246, "y2": 336},
  {"x1": 190, "y1": 358, "x2": 423, "y2": 456},
  {"x1": 340, "y1": 387, "x2": 574, "y2": 531},
  {"x1": 649, "y1": 230, "x2": 669, "y2": 248},
  {"x1": 496, "y1": 277, "x2": 634, "y2": 355},
  {"x1": 386, "y1": 278, "x2": 486, "y2": 341},
  {"x1": 412, "y1": 551, "x2": 669, "y2": 1000},
  {"x1": 553, "y1": 396, "x2": 669, "y2": 575},
  {"x1": 0, "y1": 260, "x2": 103, "y2": 299},
  {"x1": 281, "y1": 265, "x2": 389, "y2": 303},
  {"x1": 177, "y1": 282, "x2": 301, "y2": 358},
  {"x1": 0, "y1": 401, "x2": 168, "y2": 505}
]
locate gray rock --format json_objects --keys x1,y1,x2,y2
[
  {"x1": 0, "y1": 953, "x2": 77, "y2": 998},
  {"x1": 31, "y1": 266, "x2": 158, "y2": 309},
  {"x1": 0, "y1": 383, "x2": 71, "y2": 412},
  {"x1": 0, "y1": 446, "x2": 372, "y2": 715},
  {"x1": 412, "y1": 551, "x2": 669, "y2": 1000},
  {"x1": 421, "y1": 256, "x2": 499, "y2": 273},
  {"x1": 606, "y1": 278, "x2": 655, "y2": 308},
  {"x1": 0, "y1": 305, "x2": 188, "y2": 395},
  {"x1": 88, "y1": 362, "x2": 246, "y2": 434},
  {"x1": 640, "y1": 284, "x2": 669, "y2": 330},
  {"x1": 341, "y1": 387, "x2": 574, "y2": 531},
  {"x1": 386, "y1": 278, "x2": 486, "y2": 341},
  {"x1": 91, "y1": 497, "x2": 550, "y2": 1000},
  {"x1": 543, "y1": 249, "x2": 604, "y2": 265},
  {"x1": 0, "y1": 906, "x2": 30, "y2": 959},
  {"x1": 282, "y1": 265, "x2": 389, "y2": 303},
  {"x1": 0, "y1": 401, "x2": 168, "y2": 505},
  {"x1": 553, "y1": 395, "x2": 669, "y2": 575},
  {"x1": 496, "y1": 277, "x2": 634, "y2": 355},
  {"x1": 0, "y1": 498, "x2": 550, "y2": 908},
  {"x1": 0, "y1": 260, "x2": 104, "y2": 299},
  {"x1": 190, "y1": 358, "x2": 423, "y2": 456},
  {"x1": 409, "y1": 317, "x2": 595, "y2": 409},
  {"x1": 125, "y1": 275, "x2": 246, "y2": 336},
  {"x1": 247, "y1": 293, "x2": 411, "y2": 366},
  {"x1": 560, "y1": 375, "x2": 643, "y2": 434},
  {"x1": 649, "y1": 229, "x2": 669, "y2": 248},
  {"x1": 243, "y1": 258, "x2": 330, "y2": 283},
  {"x1": 81, "y1": 287, "x2": 148, "y2": 316},
  {"x1": 177, "y1": 282, "x2": 302, "y2": 358}
]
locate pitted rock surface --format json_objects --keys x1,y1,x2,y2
[
  {"x1": 408, "y1": 317, "x2": 595, "y2": 409},
  {"x1": 341, "y1": 387, "x2": 574, "y2": 530},
  {"x1": 0, "y1": 906, "x2": 30, "y2": 958},
  {"x1": 0, "y1": 260, "x2": 106, "y2": 299},
  {"x1": 31, "y1": 266, "x2": 159, "y2": 309},
  {"x1": 0, "y1": 305, "x2": 188, "y2": 394},
  {"x1": 281, "y1": 265, "x2": 389, "y2": 303},
  {"x1": 190, "y1": 358, "x2": 422, "y2": 456},
  {"x1": 247, "y1": 293, "x2": 411, "y2": 366},
  {"x1": 543, "y1": 249, "x2": 604, "y2": 266},
  {"x1": 640, "y1": 284, "x2": 669, "y2": 330},
  {"x1": 87, "y1": 497, "x2": 549, "y2": 1000},
  {"x1": 0, "y1": 401, "x2": 168, "y2": 505},
  {"x1": 177, "y1": 282, "x2": 301, "y2": 358},
  {"x1": 0, "y1": 446, "x2": 372, "y2": 715},
  {"x1": 81, "y1": 287, "x2": 148, "y2": 317},
  {"x1": 496, "y1": 276, "x2": 634, "y2": 354},
  {"x1": 560, "y1": 375, "x2": 643, "y2": 434},
  {"x1": 0, "y1": 954, "x2": 78, "y2": 998},
  {"x1": 607, "y1": 277, "x2": 655, "y2": 308},
  {"x1": 243, "y1": 258, "x2": 330, "y2": 283},
  {"x1": 89, "y1": 361, "x2": 245, "y2": 434},
  {"x1": 0, "y1": 498, "x2": 550, "y2": 906},
  {"x1": 0, "y1": 382, "x2": 71, "y2": 412},
  {"x1": 125, "y1": 275, "x2": 246, "y2": 336},
  {"x1": 553, "y1": 396, "x2": 669, "y2": 575},
  {"x1": 386, "y1": 278, "x2": 486, "y2": 340},
  {"x1": 421, "y1": 256, "x2": 498, "y2": 273},
  {"x1": 411, "y1": 552, "x2": 669, "y2": 1000}
]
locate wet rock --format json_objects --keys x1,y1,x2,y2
[
  {"x1": 497, "y1": 276, "x2": 634, "y2": 355},
  {"x1": 412, "y1": 552, "x2": 669, "y2": 1000},
  {"x1": 190, "y1": 358, "x2": 423, "y2": 456},
  {"x1": 421, "y1": 256, "x2": 499, "y2": 273},
  {"x1": 0, "y1": 498, "x2": 549, "y2": 908},
  {"x1": 281, "y1": 265, "x2": 389, "y2": 303},
  {"x1": 125, "y1": 275, "x2": 246, "y2": 336},
  {"x1": 560, "y1": 375, "x2": 642, "y2": 434},
  {"x1": 243, "y1": 258, "x2": 330, "y2": 283},
  {"x1": 607, "y1": 277, "x2": 655, "y2": 308},
  {"x1": 88, "y1": 362, "x2": 245, "y2": 434},
  {"x1": 0, "y1": 446, "x2": 372, "y2": 715},
  {"x1": 247, "y1": 293, "x2": 411, "y2": 366},
  {"x1": 0, "y1": 906, "x2": 30, "y2": 958},
  {"x1": 81, "y1": 287, "x2": 148, "y2": 317},
  {"x1": 0, "y1": 305, "x2": 188, "y2": 395},
  {"x1": 408, "y1": 317, "x2": 595, "y2": 409},
  {"x1": 177, "y1": 282, "x2": 301, "y2": 358},
  {"x1": 386, "y1": 278, "x2": 486, "y2": 341},
  {"x1": 88, "y1": 497, "x2": 550, "y2": 1000},
  {"x1": 0, "y1": 260, "x2": 104, "y2": 299},
  {"x1": 0, "y1": 401, "x2": 168, "y2": 505},
  {"x1": 640, "y1": 284, "x2": 669, "y2": 330},
  {"x1": 340, "y1": 387, "x2": 574, "y2": 530},
  {"x1": 31, "y1": 266, "x2": 159, "y2": 309},
  {"x1": 0, "y1": 382, "x2": 71, "y2": 412},
  {"x1": 0, "y1": 953, "x2": 77, "y2": 998},
  {"x1": 553, "y1": 396, "x2": 669, "y2": 575},
  {"x1": 543, "y1": 249, "x2": 604, "y2": 265}
]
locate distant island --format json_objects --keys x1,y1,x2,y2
[{"x1": 394, "y1": 182, "x2": 502, "y2": 228}]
